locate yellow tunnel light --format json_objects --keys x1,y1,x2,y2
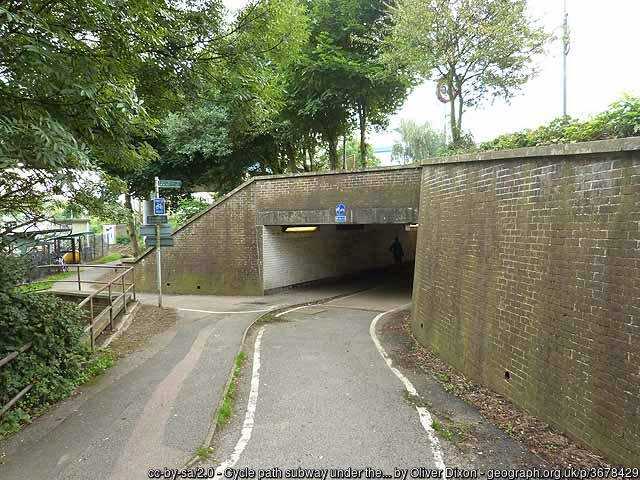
[
  {"x1": 284, "y1": 226, "x2": 318, "y2": 233},
  {"x1": 406, "y1": 223, "x2": 419, "y2": 231}
]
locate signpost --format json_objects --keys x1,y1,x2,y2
[
  {"x1": 140, "y1": 225, "x2": 172, "y2": 236},
  {"x1": 335, "y1": 203, "x2": 347, "y2": 223},
  {"x1": 150, "y1": 177, "x2": 181, "y2": 307},
  {"x1": 144, "y1": 237, "x2": 175, "y2": 247},
  {"x1": 158, "y1": 179, "x2": 182, "y2": 189}
]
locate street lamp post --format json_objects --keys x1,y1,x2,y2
[{"x1": 562, "y1": 0, "x2": 570, "y2": 117}]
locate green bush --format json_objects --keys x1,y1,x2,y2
[
  {"x1": 115, "y1": 234, "x2": 130, "y2": 246},
  {"x1": 173, "y1": 197, "x2": 210, "y2": 227},
  {"x1": 442, "y1": 95, "x2": 640, "y2": 155},
  {"x1": 0, "y1": 256, "x2": 93, "y2": 437},
  {"x1": 481, "y1": 95, "x2": 640, "y2": 151}
]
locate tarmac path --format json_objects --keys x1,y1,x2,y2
[
  {"x1": 0, "y1": 283, "x2": 375, "y2": 480},
  {"x1": 207, "y1": 284, "x2": 454, "y2": 471}
]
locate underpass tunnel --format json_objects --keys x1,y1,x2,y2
[{"x1": 261, "y1": 223, "x2": 418, "y2": 293}]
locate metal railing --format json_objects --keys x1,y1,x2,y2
[
  {"x1": 0, "y1": 343, "x2": 33, "y2": 418},
  {"x1": 1, "y1": 264, "x2": 137, "y2": 418},
  {"x1": 27, "y1": 264, "x2": 136, "y2": 350},
  {"x1": 76, "y1": 265, "x2": 136, "y2": 351},
  {"x1": 28, "y1": 263, "x2": 132, "y2": 292}
]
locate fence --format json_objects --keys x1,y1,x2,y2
[
  {"x1": 21, "y1": 233, "x2": 110, "y2": 281},
  {"x1": 0, "y1": 344, "x2": 34, "y2": 418},
  {"x1": 1, "y1": 264, "x2": 136, "y2": 419}
]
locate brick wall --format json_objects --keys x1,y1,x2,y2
[
  {"x1": 134, "y1": 181, "x2": 261, "y2": 295},
  {"x1": 412, "y1": 139, "x2": 640, "y2": 466},
  {"x1": 133, "y1": 165, "x2": 422, "y2": 295},
  {"x1": 263, "y1": 224, "x2": 416, "y2": 290},
  {"x1": 255, "y1": 167, "x2": 421, "y2": 213}
]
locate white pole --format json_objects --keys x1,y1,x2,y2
[{"x1": 155, "y1": 176, "x2": 162, "y2": 308}]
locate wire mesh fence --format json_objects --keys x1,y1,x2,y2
[{"x1": 21, "y1": 233, "x2": 110, "y2": 281}]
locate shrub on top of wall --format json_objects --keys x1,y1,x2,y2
[
  {"x1": 0, "y1": 256, "x2": 92, "y2": 437},
  {"x1": 441, "y1": 95, "x2": 640, "y2": 155}
]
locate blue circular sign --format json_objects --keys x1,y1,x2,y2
[{"x1": 335, "y1": 203, "x2": 346, "y2": 215}]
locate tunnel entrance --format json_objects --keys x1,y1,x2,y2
[{"x1": 262, "y1": 223, "x2": 417, "y2": 292}]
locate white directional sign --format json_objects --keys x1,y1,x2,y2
[
  {"x1": 146, "y1": 215, "x2": 168, "y2": 225},
  {"x1": 140, "y1": 225, "x2": 173, "y2": 236},
  {"x1": 145, "y1": 237, "x2": 174, "y2": 247}
]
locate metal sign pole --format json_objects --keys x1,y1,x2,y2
[{"x1": 155, "y1": 176, "x2": 162, "y2": 307}]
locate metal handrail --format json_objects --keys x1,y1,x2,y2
[
  {"x1": 0, "y1": 343, "x2": 33, "y2": 417},
  {"x1": 2, "y1": 265, "x2": 136, "y2": 418},
  {"x1": 26, "y1": 263, "x2": 130, "y2": 292},
  {"x1": 77, "y1": 266, "x2": 136, "y2": 351},
  {"x1": 77, "y1": 267, "x2": 133, "y2": 306}
]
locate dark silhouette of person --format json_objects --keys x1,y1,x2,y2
[{"x1": 389, "y1": 237, "x2": 404, "y2": 265}]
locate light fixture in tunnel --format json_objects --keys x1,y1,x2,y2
[
  {"x1": 406, "y1": 223, "x2": 419, "y2": 231},
  {"x1": 283, "y1": 226, "x2": 318, "y2": 233}
]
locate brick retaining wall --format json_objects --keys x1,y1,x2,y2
[{"x1": 412, "y1": 138, "x2": 640, "y2": 466}]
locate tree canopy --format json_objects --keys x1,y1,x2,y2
[
  {"x1": 392, "y1": 119, "x2": 443, "y2": 163},
  {"x1": 8, "y1": 0, "x2": 638, "y2": 255},
  {"x1": 384, "y1": 0, "x2": 550, "y2": 145}
]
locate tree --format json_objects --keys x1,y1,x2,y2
[
  {"x1": 392, "y1": 119, "x2": 443, "y2": 163},
  {"x1": 385, "y1": 0, "x2": 550, "y2": 145},
  {"x1": 337, "y1": 137, "x2": 379, "y2": 169},
  {"x1": 135, "y1": 0, "x2": 309, "y2": 190},
  {"x1": 172, "y1": 197, "x2": 211, "y2": 227},
  {"x1": 0, "y1": 0, "x2": 226, "y2": 250},
  {"x1": 293, "y1": 48, "x2": 351, "y2": 170},
  {"x1": 301, "y1": 0, "x2": 410, "y2": 169},
  {"x1": 108, "y1": 0, "x2": 307, "y2": 251}
]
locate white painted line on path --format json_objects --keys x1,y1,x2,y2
[
  {"x1": 177, "y1": 306, "x2": 280, "y2": 315},
  {"x1": 215, "y1": 326, "x2": 265, "y2": 476},
  {"x1": 369, "y1": 306, "x2": 447, "y2": 472}
]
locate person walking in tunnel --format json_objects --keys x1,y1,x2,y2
[{"x1": 389, "y1": 236, "x2": 404, "y2": 266}]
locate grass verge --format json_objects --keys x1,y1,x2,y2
[
  {"x1": 195, "y1": 445, "x2": 213, "y2": 460},
  {"x1": 256, "y1": 312, "x2": 291, "y2": 324},
  {"x1": 81, "y1": 349, "x2": 116, "y2": 383},
  {"x1": 92, "y1": 253, "x2": 124, "y2": 264},
  {"x1": 16, "y1": 270, "x2": 76, "y2": 293},
  {"x1": 216, "y1": 351, "x2": 246, "y2": 427},
  {"x1": 431, "y1": 419, "x2": 472, "y2": 443}
]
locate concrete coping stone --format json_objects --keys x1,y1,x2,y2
[{"x1": 421, "y1": 137, "x2": 640, "y2": 166}]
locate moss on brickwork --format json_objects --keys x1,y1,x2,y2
[{"x1": 412, "y1": 150, "x2": 640, "y2": 467}]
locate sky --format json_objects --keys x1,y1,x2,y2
[
  {"x1": 223, "y1": 0, "x2": 640, "y2": 164},
  {"x1": 374, "y1": 0, "x2": 640, "y2": 162}
]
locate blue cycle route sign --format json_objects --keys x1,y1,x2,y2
[
  {"x1": 335, "y1": 203, "x2": 347, "y2": 222},
  {"x1": 153, "y1": 198, "x2": 166, "y2": 215}
]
